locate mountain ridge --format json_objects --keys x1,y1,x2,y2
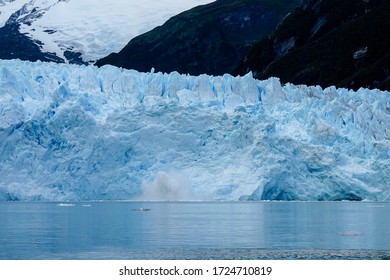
[
  {"x1": 97, "y1": 0, "x2": 389, "y2": 91},
  {"x1": 0, "y1": 0, "x2": 214, "y2": 63},
  {"x1": 96, "y1": 0, "x2": 304, "y2": 75},
  {"x1": 2, "y1": 0, "x2": 388, "y2": 90},
  {"x1": 235, "y1": 0, "x2": 390, "y2": 90}
]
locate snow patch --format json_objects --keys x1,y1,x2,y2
[{"x1": 2, "y1": 0, "x2": 215, "y2": 62}]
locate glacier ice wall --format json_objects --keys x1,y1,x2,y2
[{"x1": 0, "y1": 59, "x2": 389, "y2": 201}]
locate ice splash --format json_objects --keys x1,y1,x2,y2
[{"x1": 140, "y1": 171, "x2": 192, "y2": 201}]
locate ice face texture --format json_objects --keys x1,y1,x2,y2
[{"x1": 0, "y1": 60, "x2": 389, "y2": 201}]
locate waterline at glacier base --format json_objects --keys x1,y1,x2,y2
[{"x1": 0, "y1": 59, "x2": 389, "y2": 201}]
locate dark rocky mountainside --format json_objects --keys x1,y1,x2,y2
[
  {"x1": 2, "y1": 0, "x2": 387, "y2": 90},
  {"x1": 96, "y1": 0, "x2": 304, "y2": 75},
  {"x1": 0, "y1": 3, "x2": 85, "y2": 64},
  {"x1": 0, "y1": 22, "x2": 64, "y2": 63},
  {"x1": 235, "y1": 0, "x2": 390, "y2": 90},
  {"x1": 97, "y1": 0, "x2": 389, "y2": 91}
]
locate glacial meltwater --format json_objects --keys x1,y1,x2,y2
[{"x1": 0, "y1": 201, "x2": 389, "y2": 260}]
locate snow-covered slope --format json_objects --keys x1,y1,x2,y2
[
  {"x1": 1, "y1": 59, "x2": 390, "y2": 201},
  {"x1": 0, "y1": 0, "x2": 214, "y2": 62}
]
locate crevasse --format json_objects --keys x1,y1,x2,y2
[{"x1": 0, "y1": 59, "x2": 389, "y2": 201}]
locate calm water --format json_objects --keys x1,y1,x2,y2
[{"x1": 0, "y1": 201, "x2": 389, "y2": 259}]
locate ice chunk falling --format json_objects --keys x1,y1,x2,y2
[{"x1": 0, "y1": 59, "x2": 389, "y2": 201}]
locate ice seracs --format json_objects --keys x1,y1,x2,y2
[{"x1": 0, "y1": 59, "x2": 389, "y2": 201}]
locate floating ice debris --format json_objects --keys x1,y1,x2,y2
[
  {"x1": 57, "y1": 203, "x2": 76, "y2": 207},
  {"x1": 339, "y1": 231, "x2": 364, "y2": 237}
]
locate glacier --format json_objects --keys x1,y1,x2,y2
[
  {"x1": 0, "y1": 59, "x2": 390, "y2": 201},
  {"x1": 0, "y1": 0, "x2": 214, "y2": 62}
]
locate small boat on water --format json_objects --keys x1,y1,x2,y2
[{"x1": 132, "y1": 207, "x2": 151, "y2": 211}]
